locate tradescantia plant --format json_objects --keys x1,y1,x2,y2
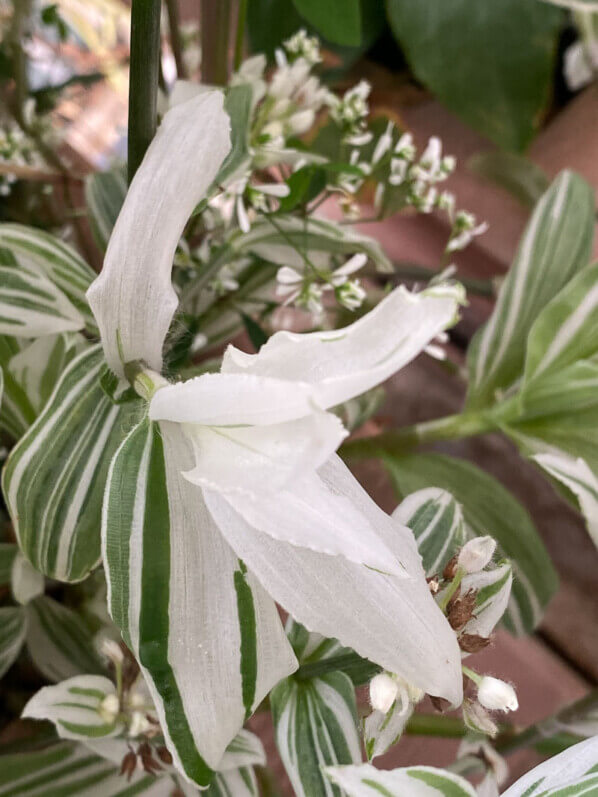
[{"x1": 1, "y1": 5, "x2": 598, "y2": 796}]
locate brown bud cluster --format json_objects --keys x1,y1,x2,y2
[
  {"x1": 459, "y1": 633, "x2": 491, "y2": 654},
  {"x1": 120, "y1": 742, "x2": 166, "y2": 781},
  {"x1": 447, "y1": 588, "x2": 477, "y2": 631}
]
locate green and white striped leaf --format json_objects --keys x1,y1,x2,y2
[
  {"x1": 502, "y1": 735, "x2": 598, "y2": 796},
  {"x1": 0, "y1": 260, "x2": 84, "y2": 337},
  {"x1": 0, "y1": 542, "x2": 17, "y2": 584},
  {"x1": 2, "y1": 345, "x2": 143, "y2": 582},
  {"x1": 467, "y1": 171, "x2": 595, "y2": 409},
  {"x1": 218, "y1": 729, "x2": 266, "y2": 772},
  {"x1": 11, "y1": 553, "x2": 44, "y2": 605},
  {"x1": 206, "y1": 768, "x2": 258, "y2": 797},
  {"x1": 0, "y1": 223, "x2": 97, "y2": 332},
  {"x1": 0, "y1": 742, "x2": 180, "y2": 796},
  {"x1": 461, "y1": 562, "x2": 513, "y2": 640},
  {"x1": 385, "y1": 453, "x2": 558, "y2": 635},
  {"x1": 102, "y1": 418, "x2": 297, "y2": 787},
  {"x1": 9, "y1": 333, "x2": 87, "y2": 414},
  {"x1": 23, "y1": 674, "x2": 123, "y2": 741},
  {"x1": 230, "y1": 216, "x2": 393, "y2": 273},
  {"x1": 0, "y1": 606, "x2": 26, "y2": 677},
  {"x1": 393, "y1": 488, "x2": 466, "y2": 577},
  {"x1": 325, "y1": 764, "x2": 476, "y2": 796},
  {"x1": 271, "y1": 671, "x2": 362, "y2": 797},
  {"x1": 0, "y1": 335, "x2": 36, "y2": 438},
  {"x1": 363, "y1": 699, "x2": 413, "y2": 762},
  {"x1": 517, "y1": 360, "x2": 598, "y2": 420},
  {"x1": 523, "y1": 262, "x2": 598, "y2": 390},
  {"x1": 25, "y1": 595, "x2": 107, "y2": 682},
  {"x1": 85, "y1": 167, "x2": 127, "y2": 253},
  {"x1": 533, "y1": 453, "x2": 598, "y2": 548}
]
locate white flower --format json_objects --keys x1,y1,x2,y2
[
  {"x1": 477, "y1": 676, "x2": 518, "y2": 713},
  {"x1": 284, "y1": 29, "x2": 321, "y2": 65},
  {"x1": 129, "y1": 711, "x2": 152, "y2": 737},
  {"x1": 99, "y1": 694, "x2": 120, "y2": 722},
  {"x1": 369, "y1": 673, "x2": 399, "y2": 714},
  {"x1": 372, "y1": 122, "x2": 394, "y2": 165},
  {"x1": 337, "y1": 279, "x2": 366, "y2": 311},
  {"x1": 458, "y1": 536, "x2": 496, "y2": 573},
  {"x1": 564, "y1": 38, "x2": 598, "y2": 91},
  {"x1": 86, "y1": 89, "x2": 465, "y2": 783}
]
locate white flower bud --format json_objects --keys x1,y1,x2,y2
[
  {"x1": 369, "y1": 672, "x2": 399, "y2": 714},
  {"x1": 97, "y1": 636, "x2": 125, "y2": 665},
  {"x1": 477, "y1": 676, "x2": 518, "y2": 713},
  {"x1": 99, "y1": 693, "x2": 120, "y2": 722},
  {"x1": 129, "y1": 710, "x2": 152, "y2": 737},
  {"x1": 458, "y1": 536, "x2": 496, "y2": 573}
]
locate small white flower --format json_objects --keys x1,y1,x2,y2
[
  {"x1": 458, "y1": 536, "x2": 496, "y2": 573},
  {"x1": 99, "y1": 694, "x2": 120, "y2": 723},
  {"x1": 97, "y1": 636, "x2": 125, "y2": 666},
  {"x1": 372, "y1": 122, "x2": 394, "y2": 165},
  {"x1": 284, "y1": 29, "x2": 321, "y2": 65},
  {"x1": 369, "y1": 672, "x2": 399, "y2": 714},
  {"x1": 394, "y1": 132, "x2": 415, "y2": 161},
  {"x1": 330, "y1": 253, "x2": 368, "y2": 285},
  {"x1": 129, "y1": 710, "x2": 152, "y2": 737},
  {"x1": 477, "y1": 676, "x2": 518, "y2": 713},
  {"x1": 337, "y1": 280, "x2": 366, "y2": 311}
]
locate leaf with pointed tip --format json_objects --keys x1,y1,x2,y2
[{"x1": 325, "y1": 763, "x2": 476, "y2": 796}]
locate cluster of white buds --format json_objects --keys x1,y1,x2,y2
[
  {"x1": 282, "y1": 29, "x2": 322, "y2": 66},
  {"x1": 446, "y1": 210, "x2": 489, "y2": 253},
  {"x1": 328, "y1": 80, "x2": 372, "y2": 144},
  {"x1": 0, "y1": 121, "x2": 39, "y2": 196},
  {"x1": 213, "y1": 173, "x2": 290, "y2": 233},
  {"x1": 276, "y1": 252, "x2": 368, "y2": 314},
  {"x1": 369, "y1": 671, "x2": 424, "y2": 715}
]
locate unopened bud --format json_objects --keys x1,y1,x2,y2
[
  {"x1": 99, "y1": 693, "x2": 120, "y2": 722},
  {"x1": 369, "y1": 673, "x2": 399, "y2": 714},
  {"x1": 98, "y1": 636, "x2": 125, "y2": 666},
  {"x1": 458, "y1": 536, "x2": 496, "y2": 573},
  {"x1": 129, "y1": 711, "x2": 152, "y2": 737},
  {"x1": 463, "y1": 699, "x2": 498, "y2": 737},
  {"x1": 477, "y1": 676, "x2": 518, "y2": 713}
]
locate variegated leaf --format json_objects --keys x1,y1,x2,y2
[
  {"x1": 271, "y1": 619, "x2": 361, "y2": 797},
  {"x1": 385, "y1": 453, "x2": 558, "y2": 635},
  {"x1": 393, "y1": 488, "x2": 466, "y2": 577},
  {"x1": 23, "y1": 674, "x2": 123, "y2": 740},
  {"x1": 0, "y1": 606, "x2": 26, "y2": 677},
  {"x1": 102, "y1": 418, "x2": 296, "y2": 786},
  {"x1": 0, "y1": 223, "x2": 97, "y2": 332},
  {"x1": 467, "y1": 171, "x2": 595, "y2": 409},
  {"x1": 206, "y1": 767, "x2": 259, "y2": 797},
  {"x1": 0, "y1": 542, "x2": 17, "y2": 584},
  {"x1": 364, "y1": 699, "x2": 413, "y2": 762},
  {"x1": 85, "y1": 167, "x2": 127, "y2": 253},
  {"x1": 325, "y1": 763, "x2": 476, "y2": 796},
  {"x1": 25, "y1": 595, "x2": 107, "y2": 682},
  {"x1": 230, "y1": 216, "x2": 393, "y2": 273},
  {"x1": 217, "y1": 728, "x2": 266, "y2": 772},
  {"x1": 0, "y1": 335, "x2": 35, "y2": 438},
  {"x1": 461, "y1": 562, "x2": 513, "y2": 640},
  {"x1": 2, "y1": 346, "x2": 143, "y2": 582},
  {"x1": 0, "y1": 741, "x2": 180, "y2": 796}
]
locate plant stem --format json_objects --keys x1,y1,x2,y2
[
  {"x1": 438, "y1": 567, "x2": 465, "y2": 612},
  {"x1": 405, "y1": 714, "x2": 467, "y2": 739},
  {"x1": 341, "y1": 410, "x2": 499, "y2": 460},
  {"x1": 127, "y1": 0, "x2": 161, "y2": 184},
  {"x1": 233, "y1": 0, "x2": 248, "y2": 71},
  {"x1": 165, "y1": 0, "x2": 188, "y2": 79},
  {"x1": 200, "y1": 0, "x2": 232, "y2": 85}
]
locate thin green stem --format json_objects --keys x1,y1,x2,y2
[
  {"x1": 405, "y1": 714, "x2": 467, "y2": 739},
  {"x1": 127, "y1": 0, "x2": 161, "y2": 184},
  {"x1": 233, "y1": 0, "x2": 248, "y2": 71},
  {"x1": 200, "y1": 0, "x2": 232, "y2": 85},
  {"x1": 438, "y1": 567, "x2": 465, "y2": 612},
  {"x1": 165, "y1": 0, "x2": 188, "y2": 79}
]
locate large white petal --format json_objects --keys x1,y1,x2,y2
[
  {"x1": 180, "y1": 412, "x2": 346, "y2": 495},
  {"x1": 222, "y1": 284, "x2": 463, "y2": 408},
  {"x1": 220, "y1": 459, "x2": 406, "y2": 574},
  {"x1": 87, "y1": 91, "x2": 231, "y2": 378},
  {"x1": 149, "y1": 372, "x2": 320, "y2": 427},
  {"x1": 204, "y1": 455, "x2": 463, "y2": 704}
]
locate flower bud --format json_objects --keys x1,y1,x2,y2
[
  {"x1": 477, "y1": 676, "x2": 518, "y2": 713},
  {"x1": 369, "y1": 672, "x2": 399, "y2": 714},
  {"x1": 129, "y1": 711, "x2": 152, "y2": 737},
  {"x1": 97, "y1": 636, "x2": 125, "y2": 666},
  {"x1": 463, "y1": 699, "x2": 498, "y2": 737},
  {"x1": 458, "y1": 536, "x2": 496, "y2": 573},
  {"x1": 99, "y1": 693, "x2": 120, "y2": 722}
]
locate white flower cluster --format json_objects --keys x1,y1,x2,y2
[
  {"x1": 0, "y1": 121, "x2": 38, "y2": 196},
  {"x1": 276, "y1": 252, "x2": 367, "y2": 315},
  {"x1": 328, "y1": 80, "x2": 372, "y2": 144}
]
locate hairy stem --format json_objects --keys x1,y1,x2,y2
[{"x1": 128, "y1": 0, "x2": 161, "y2": 183}]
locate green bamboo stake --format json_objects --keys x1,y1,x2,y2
[
  {"x1": 200, "y1": 0, "x2": 232, "y2": 85},
  {"x1": 127, "y1": 0, "x2": 161, "y2": 184}
]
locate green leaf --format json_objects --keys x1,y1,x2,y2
[
  {"x1": 522, "y1": 262, "x2": 598, "y2": 390},
  {"x1": 240, "y1": 313, "x2": 268, "y2": 351},
  {"x1": 0, "y1": 224, "x2": 97, "y2": 333},
  {"x1": 216, "y1": 85, "x2": 253, "y2": 187},
  {"x1": 468, "y1": 151, "x2": 550, "y2": 208},
  {"x1": 385, "y1": 453, "x2": 558, "y2": 635},
  {"x1": 467, "y1": 171, "x2": 595, "y2": 409},
  {"x1": 0, "y1": 335, "x2": 36, "y2": 438},
  {"x1": 278, "y1": 165, "x2": 327, "y2": 213},
  {"x1": 393, "y1": 488, "x2": 466, "y2": 577},
  {"x1": 2, "y1": 346, "x2": 143, "y2": 582},
  {"x1": 0, "y1": 741, "x2": 176, "y2": 796},
  {"x1": 293, "y1": 0, "x2": 362, "y2": 45},
  {"x1": 84, "y1": 167, "x2": 127, "y2": 253},
  {"x1": 25, "y1": 596, "x2": 107, "y2": 683},
  {"x1": 325, "y1": 763, "x2": 476, "y2": 796},
  {"x1": 0, "y1": 542, "x2": 17, "y2": 585},
  {"x1": 271, "y1": 619, "x2": 361, "y2": 795},
  {"x1": 0, "y1": 606, "x2": 26, "y2": 677},
  {"x1": 386, "y1": 0, "x2": 564, "y2": 151},
  {"x1": 231, "y1": 215, "x2": 393, "y2": 272},
  {"x1": 102, "y1": 418, "x2": 296, "y2": 786},
  {"x1": 247, "y1": 0, "x2": 304, "y2": 61}
]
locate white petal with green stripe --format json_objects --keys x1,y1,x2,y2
[
  {"x1": 22, "y1": 674, "x2": 123, "y2": 740},
  {"x1": 102, "y1": 418, "x2": 297, "y2": 786},
  {"x1": 502, "y1": 735, "x2": 598, "y2": 796},
  {"x1": 385, "y1": 453, "x2": 558, "y2": 636},
  {"x1": 325, "y1": 764, "x2": 476, "y2": 796},
  {"x1": 3, "y1": 345, "x2": 143, "y2": 582},
  {"x1": 467, "y1": 171, "x2": 595, "y2": 409},
  {"x1": 0, "y1": 606, "x2": 26, "y2": 677},
  {"x1": 206, "y1": 767, "x2": 258, "y2": 797},
  {"x1": 0, "y1": 223, "x2": 97, "y2": 332},
  {"x1": 0, "y1": 261, "x2": 84, "y2": 337},
  {"x1": 460, "y1": 562, "x2": 513, "y2": 640},
  {"x1": 0, "y1": 741, "x2": 181, "y2": 796},
  {"x1": 84, "y1": 167, "x2": 127, "y2": 253},
  {"x1": 25, "y1": 595, "x2": 107, "y2": 682},
  {"x1": 364, "y1": 699, "x2": 413, "y2": 762},
  {"x1": 393, "y1": 488, "x2": 466, "y2": 577}
]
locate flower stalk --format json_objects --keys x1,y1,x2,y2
[{"x1": 200, "y1": 0, "x2": 232, "y2": 85}]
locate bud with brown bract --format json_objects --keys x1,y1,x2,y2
[
  {"x1": 459, "y1": 633, "x2": 491, "y2": 654},
  {"x1": 157, "y1": 746, "x2": 173, "y2": 765},
  {"x1": 120, "y1": 750, "x2": 138, "y2": 781},
  {"x1": 443, "y1": 553, "x2": 459, "y2": 581},
  {"x1": 447, "y1": 588, "x2": 477, "y2": 630},
  {"x1": 139, "y1": 742, "x2": 162, "y2": 775}
]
